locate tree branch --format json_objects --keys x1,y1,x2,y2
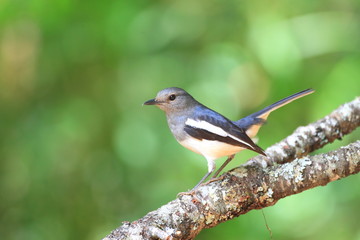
[{"x1": 104, "y1": 97, "x2": 360, "y2": 240}]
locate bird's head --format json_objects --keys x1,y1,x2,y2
[{"x1": 144, "y1": 87, "x2": 196, "y2": 113}]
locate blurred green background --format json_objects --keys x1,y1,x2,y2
[{"x1": 0, "y1": 0, "x2": 359, "y2": 239}]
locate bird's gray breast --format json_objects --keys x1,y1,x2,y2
[{"x1": 166, "y1": 113, "x2": 188, "y2": 142}]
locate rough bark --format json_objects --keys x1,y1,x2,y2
[{"x1": 104, "y1": 97, "x2": 360, "y2": 240}]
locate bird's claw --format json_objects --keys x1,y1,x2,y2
[
  {"x1": 177, "y1": 190, "x2": 203, "y2": 203},
  {"x1": 209, "y1": 174, "x2": 225, "y2": 183},
  {"x1": 177, "y1": 190, "x2": 196, "y2": 197}
]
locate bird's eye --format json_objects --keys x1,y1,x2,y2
[{"x1": 169, "y1": 94, "x2": 176, "y2": 101}]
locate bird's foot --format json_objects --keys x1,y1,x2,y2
[
  {"x1": 177, "y1": 190, "x2": 196, "y2": 197},
  {"x1": 208, "y1": 174, "x2": 225, "y2": 183},
  {"x1": 177, "y1": 190, "x2": 202, "y2": 203}
]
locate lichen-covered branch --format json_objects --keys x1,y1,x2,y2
[
  {"x1": 105, "y1": 142, "x2": 360, "y2": 240},
  {"x1": 104, "y1": 98, "x2": 360, "y2": 240}
]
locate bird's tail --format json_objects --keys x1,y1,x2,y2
[
  {"x1": 249, "y1": 88, "x2": 314, "y2": 120},
  {"x1": 235, "y1": 88, "x2": 314, "y2": 138}
]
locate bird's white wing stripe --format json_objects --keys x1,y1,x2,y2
[
  {"x1": 185, "y1": 118, "x2": 254, "y2": 149},
  {"x1": 185, "y1": 118, "x2": 227, "y2": 137},
  {"x1": 228, "y1": 133, "x2": 254, "y2": 149}
]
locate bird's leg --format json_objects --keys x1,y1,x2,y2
[
  {"x1": 191, "y1": 171, "x2": 213, "y2": 190},
  {"x1": 177, "y1": 171, "x2": 212, "y2": 197},
  {"x1": 177, "y1": 170, "x2": 213, "y2": 197},
  {"x1": 177, "y1": 159, "x2": 215, "y2": 196},
  {"x1": 212, "y1": 154, "x2": 235, "y2": 178}
]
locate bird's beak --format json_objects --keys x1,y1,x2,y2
[{"x1": 143, "y1": 98, "x2": 158, "y2": 106}]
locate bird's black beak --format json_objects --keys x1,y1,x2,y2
[{"x1": 143, "y1": 98, "x2": 158, "y2": 105}]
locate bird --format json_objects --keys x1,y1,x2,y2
[{"x1": 144, "y1": 87, "x2": 314, "y2": 191}]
